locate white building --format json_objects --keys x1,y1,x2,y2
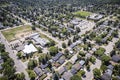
[
  {"x1": 88, "y1": 13, "x2": 103, "y2": 21},
  {"x1": 23, "y1": 44, "x2": 37, "y2": 54}
]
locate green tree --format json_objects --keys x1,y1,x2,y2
[
  {"x1": 93, "y1": 68, "x2": 101, "y2": 79},
  {"x1": 62, "y1": 43, "x2": 66, "y2": 48},
  {"x1": 53, "y1": 73, "x2": 59, "y2": 80},
  {"x1": 31, "y1": 26, "x2": 36, "y2": 30},
  {"x1": 76, "y1": 27, "x2": 81, "y2": 33},
  {"x1": 15, "y1": 72, "x2": 25, "y2": 80},
  {"x1": 71, "y1": 75, "x2": 82, "y2": 80},
  {"x1": 101, "y1": 54, "x2": 110, "y2": 65},
  {"x1": 86, "y1": 64, "x2": 90, "y2": 71},
  {"x1": 0, "y1": 76, "x2": 8, "y2": 80},
  {"x1": 48, "y1": 61, "x2": 52, "y2": 70},
  {"x1": 100, "y1": 65, "x2": 107, "y2": 73},
  {"x1": 68, "y1": 39, "x2": 72, "y2": 46},
  {"x1": 17, "y1": 52, "x2": 22, "y2": 59},
  {"x1": 38, "y1": 47, "x2": 42, "y2": 53},
  {"x1": 113, "y1": 64, "x2": 120, "y2": 76},
  {"x1": 1, "y1": 52, "x2": 9, "y2": 61},
  {"x1": 79, "y1": 51, "x2": 85, "y2": 57},
  {"x1": 95, "y1": 37, "x2": 102, "y2": 44},
  {"x1": 90, "y1": 56, "x2": 96, "y2": 64},
  {"x1": 80, "y1": 70, "x2": 85, "y2": 76},
  {"x1": 3, "y1": 65, "x2": 15, "y2": 79},
  {"x1": 94, "y1": 48, "x2": 105, "y2": 57},
  {"x1": 28, "y1": 70, "x2": 36, "y2": 80},
  {"x1": 49, "y1": 46, "x2": 58, "y2": 56},
  {"x1": 0, "y1": 43, "x2": 5, "y2": 52},
  {"x1": 48, "y1": 40, "x2": 55, "y2": 46},
  {"x1": 28, "y1": 60, "x2": 37, "y2": 69}
]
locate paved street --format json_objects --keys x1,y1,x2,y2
[
  {"x1": 0, "y1": 32, "x2": 30, "y2": 80},
  {"x1": 83, "y1": 59, "x2": 101, "y2": 80},
  {"x1": 101, "y1": 38, "x2": 119, "y2": 55}
]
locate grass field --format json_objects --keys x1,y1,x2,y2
[
  {"x1": 73, "y1": 11, "x2": 92, "y2": 18},
  {"x1": 2, "y1": 25, "x2": 32, "y2": 42}
]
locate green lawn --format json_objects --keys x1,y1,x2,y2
[
  {"x1": 73, "y1": 11, "x2": 92, "y2": 18},
  {"x1": 2, "y1": 25, "x2": 32, "y2": 42}
]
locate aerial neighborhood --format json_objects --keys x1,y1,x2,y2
[{"x1": 0, "y1": 0, "x2": 120, "y2": 80}]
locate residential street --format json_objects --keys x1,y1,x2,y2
[
  {"x1": 83, "y1": 59, "x2": 101, "y2": 80},
  {"x1": 0, "y1": 32, "x2": 30, "y2": 80},
  {"x1": 101, "y1": 38, "x2": 119, "y2": 55}
]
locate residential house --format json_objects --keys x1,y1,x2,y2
[
  {"x1": 101, "y1": 69, "x2": 112, "y2": 80},
  {"x1": 85, "y1": 53, "x2": 92, "y2": 59},
  {"x1": 70, "y1": 68, "x2": 77, "y2": 74},
  {"x1": 62, "y1": 71, "x2": 73, "y2": 80},
  {"x1": 101, "y1": 65, "x2": 114, "y2": 80},
  {"x1": 40, "y1": 63, "x2": 48, "y2": 69},
  {"x1": 70, "y1": 55, "x2": 78, "y2": 64},
  {"x1": 112, "y1": 55, "x2": 120, "y2": 63},
  {"x1": 72, "y1": 63, "x2": 81, "y2": 71},
  {"x1": 34, "y1": 67, "x2": 43, "y2": 77},
  {"x1": 58, "y1": 66, "x2": 67, "y2": 75},
  {"x1": 70, "y1": 40, "x2": 81, "y2": 49},
  {"x1": 58, "y1": 58, "x2": 65, "y2": 64},
  {"x1": 79, "y1": 60, "x2": 85, "y2": 66},
  {"x1": 52, "y1": 52, "x2": 63, "y2": 61}
]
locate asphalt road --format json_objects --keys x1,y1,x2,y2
[{"x1": 0, "y1": 32, "x2": 30, "y2": 80}]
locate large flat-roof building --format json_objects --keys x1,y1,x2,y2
[
  {"x1": 22, "y1": 44, "x2": 37, "y2": 54},
  {"x1": 88, "y1": 14, "x2": 103, "y2": 21},
  {"x1": 30, "y1": 33, "x2": 49, "y2": 47}
]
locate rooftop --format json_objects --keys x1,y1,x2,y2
[
  {"x1": 112, "y1": 55, "x2": 120, "y2": 62},
  {"x1": 34, "y1": 67, "x2": 43, "y2": 76},
  {"x1": 22, "y1": 44, "x2": 37, "y2": 54},
  {"x1": 62, "y1": 71, "x2": 73, "y2": 80},
  {"x1": 52, "y1": 52, "x2": 63, "y2": 61}
]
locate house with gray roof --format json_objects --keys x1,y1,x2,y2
[
  {"x1": 101, "y1": 69, "x2": 112, "y2": 80},
  {"x1": 107, "y1": 65, "x2": 114, "y2": 71},
  {"x1": 34, "y1": 67, "x2": 43, "y2": 77},
  {"x1": 85, "y1": 53, "x2": 92, "y2": 59},
  {"x1": 72, "y1": 63, "x2": 81, "y2": 71},
  {"x1": 62, "y1": 71, "x2": 73, "y2": 80},
  {"x1": 70, "y1": 40, "x2": 81, "y2": 49},
  {"x1": 101, "y1": 64, "x2": 114, "y2": 80},
  {"x1": 79, "y1": 60, "x2": 85, "y2": 66},
  {"x1": 52, "y1": 52, "x2": 63, "y2": 61},
  {"x1": 58, "y1": 66, "x2": 67, "y2": 75},
  {"x1": 112, "y1": 55, "x2": 120, "y2": 62},
  {"x1": 58, "y1": 58, "x2": 65, "y2": 64},
  {"x1": 40, "y1": 63, "x2": 48, "y2": 69},
  {"x1": 71, "y1": 68, "x2": 77, "y2": 74}
]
